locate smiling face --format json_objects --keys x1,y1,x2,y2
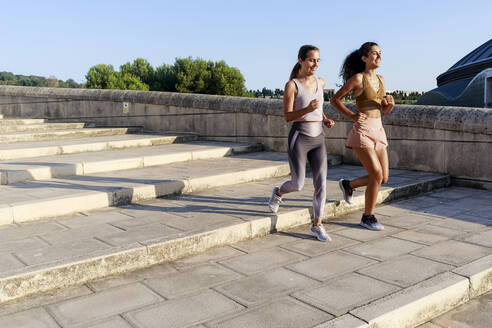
[
  {"x1": 299, "y1": 50, "x2": 320, "y2": 76},
  {"x1": 362, "y1": 45, "x2": 382, "y2": 69}
]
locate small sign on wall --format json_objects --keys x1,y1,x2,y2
[{"x1": 122, "y1": 102, "x2": 129, "y2": 114}]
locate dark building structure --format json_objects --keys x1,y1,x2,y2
[{"x1": 417, "y1": 39, "x2": 492, "y2": 108}]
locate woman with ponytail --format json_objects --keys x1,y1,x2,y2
[
  {"x1": 268, "y1": 45, "x2": 335, "y2": 242},
  {"x1": 330, "y1": 42, "x2": 394, "y2": 231}
]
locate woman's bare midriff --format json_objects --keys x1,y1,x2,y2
[{"x1": 358, "y1": 108, "x2": 381, "y2": 118}]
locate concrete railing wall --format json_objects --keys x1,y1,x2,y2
[{"x1": 0, "y1": 85, "x2": 491, "y2": 182}]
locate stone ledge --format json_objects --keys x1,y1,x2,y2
[{"x1": 1, "y1": 86, "x2": 490, "y2": 135}]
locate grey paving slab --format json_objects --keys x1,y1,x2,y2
[
  {"x1": 0, "y1": 253, "x2": 26, "y2": 272},
  {"x1": 293, "y1": 273, "x2": 399, "y2": 316},
  {"x1": 125, "y1": 289, "x2": 244, "y2": 328},
  {"x1": 430, "y1": 290, "x2": 492, "y2": 328},
  {"x1": 88, "y1": 262, "x2": 177, "y2": 292},
  {"x1": 230, "y1": 233, "x2": 297, "y2": 253},
  {"x1": 287, "y1": 251, "x2": 377, "y2": 281},
  {"x1": 144, "y1": 264, "x2": 243, "y2": 299},
  {"x1": 0, "y1": 236, "x2": 48, "y2": 254},
  {"x1": 344, "y1": 237, "x2": 425, "y2": 261},
  {"x1": 357, "y1": 254, "x2": 455, "y2": 288},
  {"x1": 172, "y1": 246, "x2": 245, "y2": 270},
  {"x1": 280, "y1": 227, "x2": 360, "y2": 257},
  {"x1": 0, "y1": 284, "x2": 93, "y2": 317},
  {"x1": 332, "y1": 225, "x2": 402, "y2": 242},
  {"x1": 427, "y1": 216, "x2": 491, "y2": 232},
  {"x1": 218, "y1": 248, "x2": 307, "y2": 275},
  {"x1": 378, "y1": 211, "x2": 438, "y2": 229},
  {"x1": 207, "y1": 297, "x2": 333, "y2": 328},
  {"x1": 392, "y1": 224, "x2": 465, "y2": 245},
  {"x1": 97, "y1": 223, "x2": 182, "y2": 247},
  {"x1": 412, "y1": 240, "x2": 492, "y2": 266},
  {"x1": 214, "y1": 267, "x2": 318, "y2": 307},
  {"x1": 459, "y1": 228, "x2": 492, "y2": 248},
  {"x1": 0, "y1": 307, "x2": 60, "y2": 328},
  {"x1": 79, "y1": 316, "x2": 134, "y2": 328},
  {"x1": 57, "y1": 211, "x2": 134, "y2": 229},
  {"x1": 48, "y1": 283, "x2": 162, "y2": 327},
  {"x1": 39, "y1": 223, "x2": 124, "y2": 245},
  {"x1": 14, "y1": 238, "x2": 111, "y2": 266}
]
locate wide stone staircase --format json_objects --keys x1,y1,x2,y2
[{"x1": 0, "y1": 117, "x2": 451, "y2": 306}]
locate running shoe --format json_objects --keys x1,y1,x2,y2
[
  {"x1": 360, "y1": 214, "x2": 384, "y2": 231},
  {"x1": 339, "y1": 179, "x2": 353, "y2": 204},
  {"x1": 310, "y1": 224, "x2": 331, "y2": 242},
  {"x1": 268, "y1": 187, "x2": 282, "y2": 213}
]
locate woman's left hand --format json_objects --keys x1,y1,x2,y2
[{"x1": 323, "y1": 119, "x2": 335, "y2": 128}]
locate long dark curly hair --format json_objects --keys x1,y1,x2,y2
[{"x1": 340, "y1": 42, "x2": 378, "y2": 83}]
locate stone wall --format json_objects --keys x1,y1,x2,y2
[{"x1": 0, "y1": 86, "x2": 491, "y2": 182}]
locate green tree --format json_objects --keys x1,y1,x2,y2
[
  {"x1": 86, "y1": 64, "x2": 119, "y2": 89},
  {"x1": 152, "y1": 64, "x2": 177, "y2": 91},
  {"x1": 120, "y1": 58, "x2": 154, "y2": 86}
]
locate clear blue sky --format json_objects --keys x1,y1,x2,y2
[{"x1": 2, "y1": 0, "x2": 491, "y2": 92}]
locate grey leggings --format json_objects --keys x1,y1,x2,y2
[{"x1": 279, "y1": 123, "x2": 327, "y2": 219}]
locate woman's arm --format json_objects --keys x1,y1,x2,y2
[
  {"x1": 330, "y1": 74, "x2": 365, "y2": 123},
  {"x1": 379, "y1": 76, "x2": 394, "y2": 114},
  {"x1": 282, "y1": 80, "x2": 319, "y2": 122}
]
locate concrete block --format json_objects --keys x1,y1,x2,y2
[
  {"x1": 287, "y1": 251, "x2": 377, "y2": 281},
  {"x1": 412, "y1": 240, "x2": 492, "y2": 266},
  {"x1": 358, "y1": 254, "x2": 454, "y2": 288},
  {"x1": 345, "y1": 237, "x2": 424, "y2": 261},
  {"x1": 453, "y1": 254, "x2": 492, "y2": 298},
  {"x1": 144, "y1": 264, "x2": 242, "y2": 299},
  {"x1": 207, "y1": 297, "x2": 332, "y2": 328},
  {"x1": 79, "y1": 316, "x2": 134, "y2": 328},
  {"x1": 350, "y1": 272, "x2": 469, "y2": 328},
  {"x1": 216, "y1": 267, "x2": 317, "y2": 306},
  {"x1": 125, "y1": 289, "x2": 244, "y2": 328},
  {"x1": 48, "y1": 283, "x2": 162, "y2": 327},
  {"x1": 0, "y1": 308, "x2": 59, "y2": 328},
  {"x1": 219, "y1": 248, "x2": 307, "y2": 275},
  {"x1": 293, "y1": 273, "x2": 399, "y2": 316}
]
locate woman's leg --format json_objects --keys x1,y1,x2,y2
[
  {"x1": 307, "y1": 136, "x2": 327, "y2": 226},
  {"x1": 278, "y1": 133, "x2": 307, "y2": 196},
  {"x1": 352, "y1": 147, "x2": 383, "y2": 215},
  {"x1": 347, "y1": 146, "x2": 388, "y2": 188}
]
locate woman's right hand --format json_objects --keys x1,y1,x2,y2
[
  {"x1": 306, "y1": 99, "x2": 319, "y2": 112},
  {"x1": 351, "y1": 112, "x2": 367, "y2": 124}
]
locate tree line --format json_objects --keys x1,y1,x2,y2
[
  {"x1": 0, "y1": 72, "x2": 83, "y2": 88},
  {"x1": 85, "y1": 57, "x2": 250, "y2": 97}
]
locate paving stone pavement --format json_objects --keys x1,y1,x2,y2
[{"x1": 0, "y1": 186, "x2": 490, "y2": 327}]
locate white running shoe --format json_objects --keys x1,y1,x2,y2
[
  {"x1": 310, "y1": 224, "x2": 331, "y2": 242},
  {"x1": 268, "y1": 187, "x2": 282, "y2": 213}
]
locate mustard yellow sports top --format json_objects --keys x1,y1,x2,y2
[{"x1": 355, "y1": 74, "x2": 384, "y2": 109}]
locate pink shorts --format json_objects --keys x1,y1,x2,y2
[{"x1": 346, "y1": 117, "x2": 388, "y2": 151}]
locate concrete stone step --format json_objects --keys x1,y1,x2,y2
[
  {"x1": 0, "y1": 141, "x2": 263, "y2": 184},
  {"x1": 0, "y1": 122, "x2": 85, "y2": 133},
  {"x1": 0, "y1": 167, "x2": 452, "y2": 304},
  {"x1": 0, "y1": 133, "x2": 199, "y2": 161},
  {"x1": 0, "y1": 152, "x2": 345, "y2": 225},
  {"x1": 0, "y1": 119, "x2": 46, "y2": 125},
  {"x1": 0, "y1": 127, "x2": 142, "y2": 144}
]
